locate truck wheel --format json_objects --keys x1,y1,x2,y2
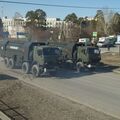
[
  {"x1": 32, "y1": 65, "x2": 39, "y2": 77},
  {"x1": 4, "y1": 57, "x2": 9, "y2": 67},
  {"x1": 22, "y1": 62, "x2": 30, "y2": 74},
  {"x1": 76, "y1": 62, "x2": 83, "y2": 72},
  {"x1": 8, "y1": 58, "x2": 15, "y2": 69}
]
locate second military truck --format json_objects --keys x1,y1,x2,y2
[
  {"x1": 72, "y1": 42, "x2": 101, "y2": 70},
  {"x1": 0, "y1": 40, "x2": 61, "y2": 77},
  {"x1": 51, "y1": 41, "x2": 101, "y2": 70}
]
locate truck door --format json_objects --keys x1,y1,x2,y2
[
  {"x1": 77, "y1": 47, "x2": 88, "y2": 63},
  {"x1": 33, "y1": 47, "x2": 44, "y2": 65}
]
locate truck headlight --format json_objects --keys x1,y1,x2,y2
[
  {"x1": 94, "y1": 49, "x2": 100, "y2": 54},
  {"x1": 44, "y1": 68, "x2": 47, "y2": 72},
  {"x1": 88, "y1": 64, "x2": 91, "y2": 68}
]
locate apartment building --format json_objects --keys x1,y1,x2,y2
[
  {"x1": 2, "y1": 17, "x2": 26, "y2": 38},
  {"x1": 2, "y1": 17, "x2": 72, "y2": 39}
]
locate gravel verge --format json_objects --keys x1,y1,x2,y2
[{"x1": 0, "y1": 75, "x2": 119, "y2": 120}]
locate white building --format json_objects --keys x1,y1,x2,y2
[
  {"x1": 2, "y1": 17, "x2": 72, "y2": 39},
  {"x1": 46, "y1": 18, "x2": 63, "y2": 28},
  {"x1": 46, "y1": 17, "x2": 72, "y2": 29},
  {"x1": 46, "y1": 18, "x2": 73, "y2": 39},
  {"x1": 2, "y1": 17, "x2": 26, "y2": 38}
]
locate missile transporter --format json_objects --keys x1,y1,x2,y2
[{"x1": 0, "y1": 40, "x2": 61, "y2": 77}]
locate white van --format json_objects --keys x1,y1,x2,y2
[
  {"x1": 97, "y1": 36, "x2": 116, "y2": 47},
  {"x1": 116, "y1": 35, "x2": 120, "y2": 45},
  {"x1": 97, "y1": 37, "x2": 106, "y2": 47}
]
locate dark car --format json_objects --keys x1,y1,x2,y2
[{"x1": 98, "y1": 37, "x2": 117, "y2": 48}]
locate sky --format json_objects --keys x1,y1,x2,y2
[{"x1": 0, "y1": 0, "x2": 120, "y2": 19}]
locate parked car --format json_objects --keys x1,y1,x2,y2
[
  {"x1": 97, "y1": 36, "x2": 117, "y2": 47},
  {"x1": 115, "y1": 35, "x2": 120, "y2": 45}
]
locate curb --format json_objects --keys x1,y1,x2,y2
[
  {"x1": 113, "y1": 68, "x2": 120, "y2": 74},
  {"x1": 0, "y1": 111, "x2": 11, "y2": 120}
]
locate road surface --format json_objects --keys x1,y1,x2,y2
[{"x1": 0, "y1": 59, "x2": 120, "y2": 119}]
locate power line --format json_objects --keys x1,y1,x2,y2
[{"x1": 0, "y1": 0, "x2": 120, "y2": 10}]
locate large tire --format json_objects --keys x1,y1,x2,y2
[
  {"x1": 4, "y1": 57, "x2": 9, "y2": 67},
  {"x1": 8, "y1": 58, "x2": 15, "y2": 69},
  {"x1": 32, "y1": 65, "x2": 39, "y2": 77},
  {"x1": 22, "y1": 62, "x2": 30, "y2": 74},
  {"x1": 76, "y1": 62, "x2": 83, "y2": 72}
]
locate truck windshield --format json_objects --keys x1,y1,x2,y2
[
  {"x1": 87, "y1": 48, "x2": 100, "y2": 54},
  {"x1": 43, "y1": 48, "x2": 60, "y2": 56}
]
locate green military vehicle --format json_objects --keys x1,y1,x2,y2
[
  {"x1": 72, "y1": 43, "x2": 101, "y2": 70},
  {"x1": 0, "y1": 40, "x2": 61, "y2": 77},
  {"x1": 51, "y1": 42, "x2": 101, "y2": 71}
]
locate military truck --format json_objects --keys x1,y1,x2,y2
[
  {"x1": 0, "y1": 40, "x2": 61, "y2": 77},
  {"x1": 72, "y1": 43, "x2": 101, "y2": 70},
  {"x1": 50, "y1": 42, "x2": 101, "y2": 70}
]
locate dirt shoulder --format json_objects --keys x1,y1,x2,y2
[
  {"x1": 101, "y1": 52, "x2": 120, "y2": 66},
  {"x1": 0, "y1": 76, "x2": 119, "y2": 120}
]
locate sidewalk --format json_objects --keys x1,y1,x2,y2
[
  {"x1": 0, "y1": 57, "x2": 3, "y2": 62},
  {"x1": 0, "y1": 111, "x2": 11, "y2": 120}
]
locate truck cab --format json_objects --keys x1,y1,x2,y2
[
  {"x1": 72, "y1": 43, "x2": 101, "y2": 70},
  {"x1": 77, "y1": 46, "x2": 101, "y2": 66},
  {"x1": 30, "y1": 46, "x2": 61, "y2": 76},
  {"x1": 0, "y1": 40, "x2": 61, "y2": 77}
]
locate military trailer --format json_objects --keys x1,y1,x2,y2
[{"x1": 0, "y1": 40, "x2": 61, "y2": 77}]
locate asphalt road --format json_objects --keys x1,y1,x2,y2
[{"x1": 0, "y1": 59, "x2": 120, "y2": 119}]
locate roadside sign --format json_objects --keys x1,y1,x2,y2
[
  {"x1": 17, "y1": 32, "x2": 27, "y2": 36},
  {"x1": 79, "y1": 38, "x2": 90, "y2": 43},
  {"x1": 17, "y1": 32, "x2": 27, "y2": 39},
  {"x1": 93, "y1": 32, "x2": 97, "y2": 37},
  {"x1": 2, "y1": 32, "x2": 9, "y2": 38}
]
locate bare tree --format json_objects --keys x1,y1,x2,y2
[
  {"x1": 102, "y1": 8, "x2": 114, "y2": 35},
  {"x1": 110, "y1": 13, "x2": 120, "y2": 35},
  {"x1": 95, "y1": 9, "x2": 114, "y2": 37}
]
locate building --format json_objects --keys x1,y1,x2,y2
[
  {"x1": 2, "y1": 17, "x2": 26, "y2": 38},
  {"x1": 46, "y1": 18, "x2": 63, "y2": 28},
  {"x1": 46, "y1": 17, "x2": 72, "y2": 28},
  {"x1": 46, "y1": 17, "x2": 73, "y2": 40},
  {"x1": 2, "y1": 17, "x2": 72, "y2": 39}
]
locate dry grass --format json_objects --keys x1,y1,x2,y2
[{"x1": 101, "y1": 52, "x2": 120, "y2": 66}]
